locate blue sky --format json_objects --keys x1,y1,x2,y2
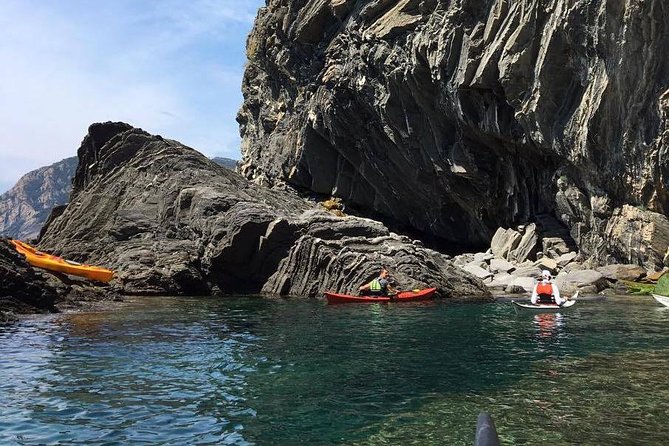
[{"x1": 0, "y1": 0, "x2": 265, "y2": 193}]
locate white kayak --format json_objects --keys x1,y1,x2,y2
[
  {"x1": 652, "y1": 294, "x2": 669, "y2": 307},
  {"x1": 513, "y1": 300, "x2": 577, "y2": 311},
  {"x1": 513, "y1": 291, "x2": 579, "y2": 311}
]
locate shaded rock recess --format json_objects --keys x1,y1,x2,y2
[
  {"x1": 38, "y1": 122, "x2": 488, "y2": 299},
  {"x1": 238, "y1": 0, "x2": 669, "y2": 270}
]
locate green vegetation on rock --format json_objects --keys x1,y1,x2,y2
[
  {"x1": 653, "y1": 273, "x2": 669, "y2": 296},
  {"x1": 621, "y1": 280, "x2": 655, "y2": 295}
]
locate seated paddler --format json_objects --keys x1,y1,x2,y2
[{"x1": 358, "y1": 267, "x2": 397, "y2": 297}]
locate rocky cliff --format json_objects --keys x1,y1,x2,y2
[
  {"x1": 38, "y1": 122, "x2": 488, "y2": 298},
  {"x1": 0, "y1": 157, "x2": 77, "y2": 240},
  {"x1": 238, "y1": 0, "x2": 669, "y2": 270}
]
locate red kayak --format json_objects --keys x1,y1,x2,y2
[{"x1": 324, "y1": 288, "x2": 437, "y2": 303}]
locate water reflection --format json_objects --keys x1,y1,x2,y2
[{"x1": 533, "y1": 313, "x2": 564, "y2": 339}]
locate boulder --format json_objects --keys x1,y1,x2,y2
[
  {"x1": 596, "y1": 264, "x2": 646, "y2": 282},
  {"x1": 506, "y1": 285, "x2": 526, "y2": 294},
  {"x1": 508, "y1": 277, "x2": 536, "y2": 293},
  {"x1": 555, "y1": 270, "x2": 609, "y2": 296},
  {"x1": 487, "y1": 272, "x2": 514, "y2": 290},
  {"x1": 490, "y1": 228, "x2": 522, "y2": 260},
  {"x1": 510, "y1": 262, "x2": 542, "y2": 278},
  {"x1": 534, "y1": 257, "x2": 558, "y2": 275},
  {"x1": 646, "y1": 269, "x2": 668, "y2": 282},
  {"x1": 562, "y1": 262, "x2": 586, "y2": 273},
  {"x1": 461, "y1": 263, "x2": 494, "y2": 281},
  {"x1": 542, "y1": 237, "x2": 573, "y2": 259},
  {"x1": 489, "y1": 258, "x2": 515, "y2": 274},
  {"x1": 509, "y1": 223, "x2": 539, "y2": 263},
  {"x1": 452, "y1": 253, "x2": 475, "y2": 267},
  {"x1": 556, "y1": 251, "x2": 578, "y2": 267},
  {"x1": 474, "y1": 252, "x2": 494, "y2": 263}
]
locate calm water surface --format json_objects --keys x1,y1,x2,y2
[{"x1": 1, "y1": 296, "x2": 669, "y2": 445}]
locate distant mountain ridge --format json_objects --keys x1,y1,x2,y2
[
  {"x1": 1, "y1": 155, "x2": 239, "y2": 241},
  {"x1": 0, "y1": 157, "x2": 77, "y2": 240},
  {"x1": 211, "y1": 157, "x2": 238, "y2": 170}
]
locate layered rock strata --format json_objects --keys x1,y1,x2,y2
[
  {"x1": 39, "y1": 122, "x2": 488, "y2": 298},
  {"x1": 238, "y1": 0, "x2": 669, "y2": 270}
]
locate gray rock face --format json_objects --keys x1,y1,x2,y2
[
  {"x1": 39, "y1": 122, "x2": 489, "y2": 298},
  {"x1": 555, "y1": 269, "x2": 608, "y2": 296},
  {"x1": 0, "y1": 157, "x2": 77, "y2": 240},
  {"x1": 556, "y1": 185, "x2": 669, "y2": 270},
  {"x1": 596, "y1": 264, "x2": 646, "y2": 282},
  {"x1": 0, "y1": 238, "x2": 59, "y2": 317},
  {"x1": 263, "y1": 211, "x2": 485, "y2": 297},
  {"x1": 239, "y1": 0, "x2": 669, "y2": 267},
  {"x1": 0, "y1": 238, "x2": 116, "y2": 320}
]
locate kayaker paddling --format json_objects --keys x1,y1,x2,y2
[
  {"x1": 531, "y1": 270, "x2": 566, "y2": 306},
  {"x1": 358, "y1": 267, "x2": 397, "y2": 297},
  {"x1": 325, "y1": 288, "x2": 437, "y2": 303}
]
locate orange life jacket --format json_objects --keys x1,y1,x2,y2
[
  {"x1": 536, "y1": 282, "x2": 554, "y2": 303},
  {"x1": 536, "y1": 282, "x2": 553, "y2": 295}
]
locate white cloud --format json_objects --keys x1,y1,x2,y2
[{"x1": 0, "y1": 0, "x2": 264, "y2": 192}]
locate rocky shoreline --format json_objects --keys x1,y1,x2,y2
[
  {"x1": 448, "y1": 216, "x2": 664, "y2": 300},
  {"x1": 1, "y1": 122, "x2": 494, "y2": 320},
  {"x1": 0, "y1": 239, "x2": 118, "y2": 323},
  {"x1": 3, "y1": 123, "x2": 666, "y2": 324},
  {"x1": 5, "y1": 2, "x2": 669, "y2": 321}
]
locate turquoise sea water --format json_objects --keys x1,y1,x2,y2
[{"x1": 1, "y1": 296, "x2": 669, "y2": 445}]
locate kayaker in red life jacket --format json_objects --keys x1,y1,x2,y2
[
  {"x1": 531, "y1": 270, "x2": 566, "y2": 305},
  {"x1": 359, "y1": 268, "x2": 397, "y2": 297}
]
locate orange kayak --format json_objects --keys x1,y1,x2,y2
[
  {"x1": 10, "y1": 240, "x2": 114, "y2": 283},
  {"x1": 325, "y1": 287, "x2": 437, "y2": 303}
]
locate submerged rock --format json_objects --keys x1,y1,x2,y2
[{"x1": 39, "y1": 122, "x2": 489, "y2": 299}]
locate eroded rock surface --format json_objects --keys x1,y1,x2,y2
[
  {"x1": 239, "y1": 0, "x2": 669, "y2": 269},
  {"x1": 0, "y1": 238, "x2": 117, "y2": 320},
  {"x1": 0, "y1": 239, "x2": 58, "y2": 320},
  {"x1": 39, "y1": 122, "x2": 488, "y2": 298}
]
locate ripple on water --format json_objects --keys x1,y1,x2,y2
[{"x1": 1, "y1": 297, "x2": 669, "y2": 445}]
